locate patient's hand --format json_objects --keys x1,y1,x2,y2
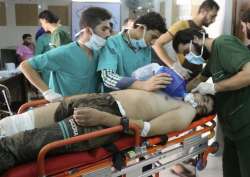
[
  {"x1": 73, "y1": 107, "x2": 121, "y2": 127},
  {"x1": 73, "y1": 107, "x2": 104, "y2": 126}
]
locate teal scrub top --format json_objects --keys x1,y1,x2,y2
[
  {"x1": 29, "y1": 42, "x2": 99, "y2": 96},
  {"x1": 35, "y1": 33, "x2": 51, "y2": 55},
  {"x1": 35, "y1": 33, "x2": 51, "y2": 85},
  {"x1": 97, "y1": 33, "x2": 152, "y2": 77},
  {"x1": 202, "y1": 35, "x2": 250, "y2": 140}
]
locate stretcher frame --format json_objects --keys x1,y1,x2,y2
[{"x1": 14, "y1": 100, "x2": 218, "y2": 177}]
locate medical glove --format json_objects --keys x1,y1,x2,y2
[
  {"x1": 42, "y1": 89, "x2": 63, "y2": 102},
  {"x1": 191, "y1": 82, "x2": 216, "y2": 95},
  {"x1": 171, "y1": 62, "x2": 192, "y2": 79}
]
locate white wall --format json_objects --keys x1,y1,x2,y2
[{"x1": 205, "y1": 0, "x2": 233, "y2": 38}]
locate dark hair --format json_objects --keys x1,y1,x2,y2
[
  {"x1": 193, "y1": 94, "x2": 216, "y2": 122},
  {"x1": 241, "y1": 9, "x2": 250, "y2": 23},
  {"x1": 172, "y1": 28, "x2": 208, "y2": 53},
  {"x1": 133, "y1": 12, "x2": 167, "y2": 34},
  {"x1": 198, "y1": 0, "x2": 220, "y2": 13},
  {"x1": 22, "y1": 34, "x2": 32, "y2": 40},
  {"x1": 79, "y1": 7, "x2": 112, "y2": 29},
  {"x1": 38, "y1": 10, "x2": 59, "y2": 23}
]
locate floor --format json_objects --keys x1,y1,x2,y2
[{"x1": 160, "y1": 155, "x2": 223, "y2": 177}]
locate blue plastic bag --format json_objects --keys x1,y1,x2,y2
[{"x1": 155, "y1": 66, "x2": 187, "y2": 97}]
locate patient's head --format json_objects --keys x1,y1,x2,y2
[
  {"x1": 185, "y1": 93, "x2": 215, "y2": 117},
  {"x1": 194, "y1": 93, "x2": 215, "y2": 116}
]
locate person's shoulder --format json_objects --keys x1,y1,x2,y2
[
  {"x1": 214, "y1": 35, "x2": 243, "y2": 48},
  {"x1": 107, "y1": 33, "x2": 123, "y2": 42},
  {"x1": 170, "y1": 20, "x2": 189, "y2": 29},
  {"x1": 105, "y1": 33, "x2": 123, "y2": 47},
  {"x1": 215, "y1": 35, "x2": 239, "y2": 43}
]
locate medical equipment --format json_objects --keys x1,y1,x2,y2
[
  {"x1": 2, "y1": 100, "x2": 218, "y2": 177},
  {"x1": 0, "y1": 84, "x2": 13, "y2": 117}
]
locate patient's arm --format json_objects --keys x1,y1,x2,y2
[
  {"x1": 73, "y1": 107, "x2": 144, "y2": 131},
  {"x1": 73, "y1": 105, "x2": 196, "y2": 137},
  {"x1": 147, "y1": 104, "x2": 196, "y2": 136}
]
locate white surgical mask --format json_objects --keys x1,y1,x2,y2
[
  {"x1": 185, "y1": 32, "x2": 206, "y2": 65},
  {"x1": 75, "y1": 28, "x2": 106, "y2": 51}
]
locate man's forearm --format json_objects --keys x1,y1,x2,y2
[
  {"x1": 20, "y1": 61, "x2": 49, "y2": 93},
  {"x1": 100, "y1": 111, "x2": 143, "y2": 130},
  {"x1": 215, "y1": 70, "x2": 250, "y2": 92},
  {"x1": 152, "y1": 43, "x2": 174, "y2": 67}
]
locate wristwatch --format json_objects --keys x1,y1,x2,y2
[{"x1": 120, "y1": 116, "x2": 129, "y2": 133}]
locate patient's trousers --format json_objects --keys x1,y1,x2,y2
[{"x1": 0, "y1": 93, "x2": 123, "y2": 174}]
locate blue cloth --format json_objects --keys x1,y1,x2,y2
[
  {"x1": 156, "y1": 66, "x2": 187, "y2": 97},
  {"x1": 97, "y1": 33, "x2": 152, "y2": 77},
  {"x1": 29, "y1": 42, "x2": 99, "y2": 96}
]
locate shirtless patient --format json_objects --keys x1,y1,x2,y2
[{"x1": 0, "y1": 89, "x2": 214, "y2": 174}]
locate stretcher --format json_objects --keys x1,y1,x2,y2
[{"x1": 2, "y1": 99, "x2": 218, "y2": 177}]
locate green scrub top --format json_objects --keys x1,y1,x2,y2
[
  {"x1": 29, "y1": 42, "x2": 99, "y2": 96},
  {"x1": 50, "y1": 26, "x2": 72, "y2": 48},
  {"x1": 202, "y1": 35, "x2": 250, "y2": 140},
  {"x1": 97, "y1": 33, "x2": 152, "y2": 77},
  {"x1": 35, "y1": 33, "x2": 51, "y2": 85}
]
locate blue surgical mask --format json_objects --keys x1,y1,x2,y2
[
  {"x1": 185, "y1": 52, "x2": 205, "y2": 65},
  {"x1": 128, "y1": 24, "x2": 147, "y2": 49},
  {"x1": 84, "y1": 33, "x2": 106, "y2": 50},
  {"x1": 75, "y1": 28, "x2": 106, "y2": 51},
  {"x1": 185, "y1": 32, "x2": 206, "y2": 65}
]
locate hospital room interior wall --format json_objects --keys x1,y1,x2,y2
[
  {"x1": 0, "y1": 0, "x2": 71, "y2": 50},
  {"x1": 0, "y1": 0, "x2": 129, "y2": 51}
]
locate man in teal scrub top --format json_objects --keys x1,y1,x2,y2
[
  {"x1": 173, "y1": 28, "x2": 250, "y2": 177},
  {"x1": 35, "y1": 30, "x2": 51, "y2": 85},
  {"x1": 98, "y1": 12, "x2": 172, "y2": 92},
  {"x1": 20, "y1": 7, "x2": 112, "y2": 102}
]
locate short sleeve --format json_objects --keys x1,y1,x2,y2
[
  {"x1": 218, "y1": 36, "x2": 250, "y2": 74},
  {"x1": 168, "y1": 20, "x2": 189, "y2": 37},
  {"x1": 97, "y1": 39, "x2": 119, "y2": 72},
  {"x1": 28, "y1": 47, "x2": 64, "y2": 71}
]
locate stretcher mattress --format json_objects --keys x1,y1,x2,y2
[{"x1": 2, "y1": 136, "x2": 134, "y2": 177}]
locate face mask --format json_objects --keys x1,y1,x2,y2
[
  {"x1": 185, "y1": 32, "x2": 206, "y2": 65},
  {"x1": 185, "y1": 52, "x2": 205, "y2": 65},
  {"x1": 128, "y1": 24, "x2": 147, "y2": 49},
  {"x1": 75, "y1": 28, "x2": 106, "y2": 51},
  {"x1": 184, "y1": 93, "x2": 198, "y2": 108}
]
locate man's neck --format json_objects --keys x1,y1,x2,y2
[
  {"x1": 192, "y1": 16, "x2": 203, "y2": 28},
  {"x1": 204, "y1": 38, "x2": 215, "y2": 52},
  {"x1": 48, "y1": 24, "x2": 60, "y2": 33},
  {"x1": 77, "y1": 40, "x2": 93, "y2": 58}
]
